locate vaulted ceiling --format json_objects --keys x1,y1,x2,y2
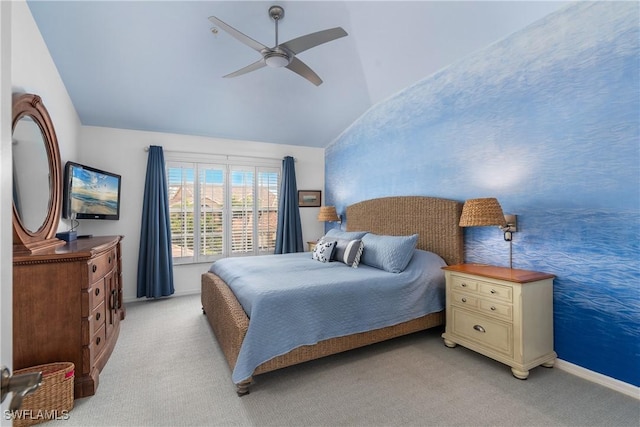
[{"x1": 27, "y1": 1, "x2": 567, "y2": 148}]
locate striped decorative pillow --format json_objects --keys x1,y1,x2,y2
[{"x1": 332, "y1": 238, "x2": 364, "y2": 268}]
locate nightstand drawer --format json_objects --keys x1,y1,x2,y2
[
  {"x1": 451, "y1": 308, "x2": 513, "y2": 357},
  {"x1": 478, "y1": 299, "x2": 512, "y2": 321},
  {"x1": 451, "y1": 275, "x2": 478, "y2": 292},
  {"x1": 451, "y1": 291, "x2": 478, "y2": 308},
  {"x1": 478, "y1": 281, "x2": 513, "y2": 302}
]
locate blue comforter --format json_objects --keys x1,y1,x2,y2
[{"x1": 209, "y1": 249, "x2": 446, "y2": 383}]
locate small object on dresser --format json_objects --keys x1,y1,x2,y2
[{"x1": 55, "y1": 231, "x2": 77, "y2": 242}]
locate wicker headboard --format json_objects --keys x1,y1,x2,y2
[{"x1": 346, "y1": 196, "x2": 464, "y2": 266}]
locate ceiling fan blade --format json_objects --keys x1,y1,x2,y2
[
  {"x1": 209, "y1": 16, "x2": 268, "y2": 52},
  {"x1": 280, "y1": 27, "x2": 348, "y2": 55},
  {"x1": 223, "y1": 59, "x2": 267, "y2": 78},
  {"x1": 286, "y1": 57, "x2": 323, "y2": 86}
]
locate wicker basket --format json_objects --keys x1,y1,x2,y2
[{"x1": 12, "y1": 362, "x2": 74, "y2": 427}]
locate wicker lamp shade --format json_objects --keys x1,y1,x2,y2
[
  {"x1": 459, "y1": 198, "x2": 507, "y2": 227},
  {"x1": 317, "y1": 206, "x2": 340, "y2": 222}
]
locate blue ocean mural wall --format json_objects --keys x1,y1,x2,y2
[{"x1": 325, "y1": 2, "x2": 639, "y2": 386}]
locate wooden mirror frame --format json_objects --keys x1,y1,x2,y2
[{"x1": 12, "y1": 93, "x2": 65, "y2": 255}]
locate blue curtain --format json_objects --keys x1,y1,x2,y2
[
  {"x1": 137, "y1": 145, "x2": 175, "y2": 298},
  {"x1": 275, "y1": 156, "x2": 303, "y2": 254}
]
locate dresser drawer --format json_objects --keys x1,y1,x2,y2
[
  {"x1": 81, "y1": 301, "x2": 107, "y2": 346},
  {"x1": 451, "y1": 291, "x2": 478, "y2": 309},
  {"x1": 90, "y1": 281, "x2": 105, "y2": 311},
  {"x1": 87, "y1": 249, "x2": 117, "y2": 283},
  {"x1": 478, "y1": 281, "x2": 513, "y2": 302},
  {"x1": 80, "y1": 324, "x2": 106, "y2": 375},
  {"x1": 451, "y1": 275, "x2": 478, "y2": 292},
  {"x1": 451, "y1": 307, "x2": 513, "y2": 357},
  {"x1": 81, "y1": 281, "x2": 105, "y2": 316},
  {"x1": 91, "y1": 301, "x2": 106, "y2": 335}
]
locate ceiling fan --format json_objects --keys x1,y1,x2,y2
[{"x1": 209, "y1": 5, "x2": 348, "y2": 86}]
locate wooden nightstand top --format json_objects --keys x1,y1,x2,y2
[{"x1": 443, "y1": 264, "x2": 555, "y2": 283}]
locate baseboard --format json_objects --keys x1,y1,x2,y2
[
  {"x1": 122, "y1": 289, "x2": 200, "y2": 304},
  {"x1": 555, "y1": 359, "x2": 639, "y2": 400}
]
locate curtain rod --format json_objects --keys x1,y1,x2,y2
[{"x1": 143, "y1": 146, "x2": 295, "y2": 162}]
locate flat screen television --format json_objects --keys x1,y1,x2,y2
[{"x1": 63, "y1": 161, "x2": 121, "y2": 220}]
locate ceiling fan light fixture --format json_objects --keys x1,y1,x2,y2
[{"x1": 264, "y1": 51, "x2": 290, "y2": 68}]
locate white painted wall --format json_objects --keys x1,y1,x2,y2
[{"x1": 77, "y1": 126, "x2": 325, "y2": 302}]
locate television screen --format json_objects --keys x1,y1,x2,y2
[{"x1": 63, "y1": 161, "x2": 121, "y2": 220}]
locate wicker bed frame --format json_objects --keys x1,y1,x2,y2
[{"x1": 201, "y1": 196, "x2": 464, "y2": 395}]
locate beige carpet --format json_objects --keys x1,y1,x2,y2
[{"x1": 44, "y1": 294, "x2": 638, "y2": 426}]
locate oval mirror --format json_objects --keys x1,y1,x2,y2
[
  {"x1": 12, "y1": 93, "x2": 64, "y2": 255},
  {"x1": 12, "y1": 115, "x2": 51, "y2": 232}
]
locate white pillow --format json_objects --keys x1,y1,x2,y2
[{"x1": 311, "y1": 239, "x2": 336, "y2": 263}]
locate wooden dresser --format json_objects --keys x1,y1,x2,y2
[
  {"x1": 441, "y1": 264, "x2": 556, "y2": 379},
  {"x1": 13, "y1": 235, "x2": 125, "y2": 398}
]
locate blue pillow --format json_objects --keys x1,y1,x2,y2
[
  {"x1": 324, "y1": 229, "x2": 368, "y2": 240},
  {"x1": 361, "y1": 233, "x2": 418, "y2": 273}
]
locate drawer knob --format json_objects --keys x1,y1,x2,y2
[
  {"x1": 95, "y1": 288, "x2": 100, "y2": 296},
  {"x1": 96, "y1": 312, "x2": 101, "y2": 321},
  {"x1": 96, "y1": 337, "x2": 101, "y2": 346},
  {"x1": 461, "y1": 283, "x2": 467, "y2": 287},
  {"x1": 473, "y1": 324, "x2": 486, "y2": 333},
  {"x1": 461, "y1": 298, "x2": 467, "y2": 303},
  {"x1": 92, "y1": 265, "x2": 97, "y2": 273},
  {"x1": 490, "y1": 289, "x2": 497, "y2": 294},
  {"x1": 108, "y1": 256, "x2": 111, "y2": 264},
  {"x1": 490, "y1": 306, "x2": 496, "y2": 311}
]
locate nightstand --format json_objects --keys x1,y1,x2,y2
[
  {"x1": 441, "y1": 264, "x2": 556, "y2": 379},
  {"x1": 307, "y1": 241, "x2": 317, "y2": 252}
]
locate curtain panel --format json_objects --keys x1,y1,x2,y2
[
  {"x1": 137, "y1": 145, "x2": 175, "y2": 298},
  {"x1": 275, "y1": 156, "x2": 303, "y2": 253}
]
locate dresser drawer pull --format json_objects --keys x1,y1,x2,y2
[
  {"x1": 96, "y1": 312, "x2": 101, "y2": 321},
  {"x1": 92, "y1": 265, "x2": 97, "y2": 273},
  {"x1": 490, "y1": 306, "x2": 496, "y2": 311},
  {"x1": 461, "y1": 298, "x2": 467, "y2": 303},
  {"x1": 96, "y1": 337, "x2": 101, "y2": 346},
  {"x1": 95, "y1": 288, "x2": 100, "y2": 296},
  {"x1": 108, "y1": 256, "x2": 112, "y2": 264},
  {"x1": 473, "y1": 325, "x2": 486, "y2": 333},
  {"x1": 490, "y1": 289, "x2": 497, "y2": 294},
  {"x1": 461, "y1": 283, "x2": 467, "y2": 287}
]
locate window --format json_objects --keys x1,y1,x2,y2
[{"x1": 166, "y1": 155, "x2": 280, "y2": 264}]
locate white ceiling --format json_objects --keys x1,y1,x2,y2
[{"x1": 27, "y1": 1, "x2": 568, "y2": 148}]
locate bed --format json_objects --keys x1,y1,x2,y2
[{"x1": 201, "y1": 196, "x2": 464, "y2": 395}]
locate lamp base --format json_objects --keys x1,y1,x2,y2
[{"x1": 55, "y1": 231, "x2": 77, "y2": 242}]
